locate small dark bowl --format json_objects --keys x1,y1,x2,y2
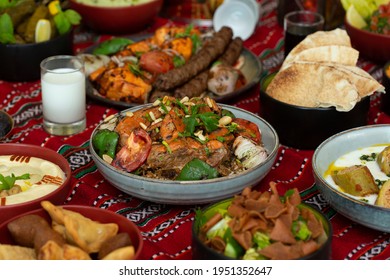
[
  {"x1": 0, "y1": 32, "x2": 73, "y2": 82},
  {"x1": 345, "y1": 19, "x2": 390, "y2": 63},
  {"x1": 0, "y1": 144, "x2": 72, "y2": 224},
  {"x1": 0, "y1": 205, "x2": 143, "y2": 260},
  {"x1": 69, "y1": 0, "x2": 163, "y2": 34},
  {"x1": 381, "y1": 61, "x2": 390, "y2": 115},
  {"x1": 192, "y1": 198, "x2": 332, "y2": 260},
  {"x1": 259, "y1": 73, "x2": 370, "y2": 150},
  {"x1": 0, "y1": 110, "x2": 13, "y2": 140}
]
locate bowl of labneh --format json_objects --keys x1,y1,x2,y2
[
  {"x1": 259, "y1": 28, "x2": 384, "y2": 150},
  {"x1": 0, "y1": 144, "x2": 72, "y2": 223},
  {"x1": 192, "y1": 184, "x2": 332, "y2": 260},
  {"x1": 0, "y1": 201, "x2": 143, "y2": 260},
  {"x1": 313, "y1": 124, "x2": 390, "y2": 233}
]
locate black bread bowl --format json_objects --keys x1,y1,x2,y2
[{"x1": 259, "y1": 73, "x2": 370, "y2": 150}]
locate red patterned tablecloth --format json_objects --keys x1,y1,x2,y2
[{"x1": 1, "y1": 0, "x2": 390, "y2": 260}]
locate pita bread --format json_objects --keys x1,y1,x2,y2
[
  {"x1": 285, "y1": 28, "x2": 351, "y2": 60},
  {"x1": 281, "y1": 45, "x2": 359, "y2": 70},
  {"x1": 267, "y1": 62, "x2": 383, "y2": 111},
  {"x1": 266, "y1": 29, "x2": 385, "y2": 111},
  {"x1": 322, "y1": 62, "x2": 385, "y2": 98}
]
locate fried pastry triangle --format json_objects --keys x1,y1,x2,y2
[{"x1": 41, "y1": 201, "x2": 119, "y2": 253}]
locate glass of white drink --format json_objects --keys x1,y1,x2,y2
[{"x1": 40, "y1": 55, "x2": 86, "y2": 136}]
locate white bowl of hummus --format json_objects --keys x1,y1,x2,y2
[{"x1": 0, "y1": 144, "x2": 71, "y2": 223}]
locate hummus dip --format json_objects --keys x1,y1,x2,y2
[{"x1": 0, "y1": 155, "x2": 65, "y2": 206}]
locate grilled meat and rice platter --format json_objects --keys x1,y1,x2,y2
[{"x1": 92, "y1": 96, "x2": 269, "y2": 181}]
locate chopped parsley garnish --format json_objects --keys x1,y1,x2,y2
[
  {"x1": 174, "y1": 100, "x2": 190, "y2": 115},
  {"x1": 226, "y1": 122, "x2": 239, "y2": 133},
  {"x1": 198, "y1": 112, "x2": 219, "y2": 132},
  {"x1": 159, "y1": 102, "x2": 169, "y2": 114},
  {"x1": 144, "y1": 113, "x2": 152, "y2": 122},
  {"x1": 375, "y1": 179, "x2": 386, "y2": 187},
  {"x1": 173, "y1": 55, "x2": 185, "y2": 68},
  {"x1": 162, "y1": 141, "x2": 172, "y2": 154},
  {"x1": 0, "y1": 173, "x2": 30, "y2": 191},
  {"x1": 360, "y1": 153, "x2": 377, "y2": 161},
  {"x1": 174, "y1": 24, "x2": 202, "y2": 55},
  {"x1": 129, "y1": 64, "x2": 143, "y2": 77}
]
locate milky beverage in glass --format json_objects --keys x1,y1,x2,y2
[{"x1": 41, "y1": 56, "x2": 86, "y2": 136}]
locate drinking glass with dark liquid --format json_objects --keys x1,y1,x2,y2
[
  {"x1": 283, "y1": 10, "x2": 324, "y2": 57},
  {"x1": 277, "y1": 0, "x2": 345, "y2": 30}
]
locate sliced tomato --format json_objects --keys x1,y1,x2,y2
[
  {"x1": 139, "y1": 50, "x2": 174, "y2": 74},
  {"x1": 112, "y1": 128, "x2": 152, "y2": 172},
  {"x1": 233, "y1": 118, "x2": 262, "y2": 144}
]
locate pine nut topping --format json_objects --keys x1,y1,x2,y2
[
  {"x1": 180, "y1": 96, "x2": 189, "y2": 103},
  {"x1": 103, "y1": 114, "x2": 115, "y2": 122},
  {"x1": 151, "y1": 118, "x2": 162, "y2": 125},
  {"x1": 219, "y1": 116, "x2": 232, "y2": 126},
  {"x1": 149, "y1": 111, "x2": 156, "y2": 121},
  {"x1": 102, "y1": 154, "x2": 113, "y2": 164},
  {"x1": 139, "y1": 122, "x2": 148, "y2": 130},
  {"x1": 206, "y1": 97, "x2": 213, "y2": 108}
]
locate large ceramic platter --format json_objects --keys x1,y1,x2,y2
[
  {"x1": 85, "y1": 34, "x2": 262, "y2": 109},
  {"x1": 313, "y1": 124, "x2": 390, "y2": 232},
  {"x1": 90, "y1": 104, "x2": 279, "y2": 205}
]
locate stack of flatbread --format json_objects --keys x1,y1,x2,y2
[{"x1": 266, "y1": 28, "x2": 385, "y2": 112}]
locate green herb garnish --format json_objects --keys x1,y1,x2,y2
[
  {"x1": 50, "y1": 1, "x2": 81, "y2": 35},
  {"x1": 375, "y1": 179, "x2": 386, "y2": 187},
  {"x1": 360, "y1": 153, "x2": 377, "y2": 161},
  {"x1": 0, "y1": 173, "x2": 30, "y2": 191},
  {"x1": 129, "y1": 63, "x2": 143, "y2": 77},
  {"x1": 93, "y1": 38, "x2": 133, "y2": 55},
  {"x1": 162, "y1": 140, "x2": 172, "y2": 154},
  {"x1": 0, "y1": 13, "x2": 15, "y2": 44},
  {"x1": 176, "y1": 158, "x2": 219, "y2": 181},
  {"x1": 173, "y1": 55, "x2": 185, "y2": 68}
]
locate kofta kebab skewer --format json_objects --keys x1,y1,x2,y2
[
  {"x1": 174, "y1": 37, "x2": 243, "y2": 98},
  {"x1": 153, "y1": 26, "x2": 233, "y2": 91},
  {"x1": 149, "y1": 35, "x2": 243, "y2": 101}
]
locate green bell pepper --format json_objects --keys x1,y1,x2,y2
[{"x1": 92, "y1": 129, "x2": 119, "y2": 159}]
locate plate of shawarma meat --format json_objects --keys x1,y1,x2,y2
[
  {"x1": 80, "y1": 25, "x2": 262, "y2": 109},
  {"x1": 266, "y1": 28, "x2": 385, "y2": 112}
]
